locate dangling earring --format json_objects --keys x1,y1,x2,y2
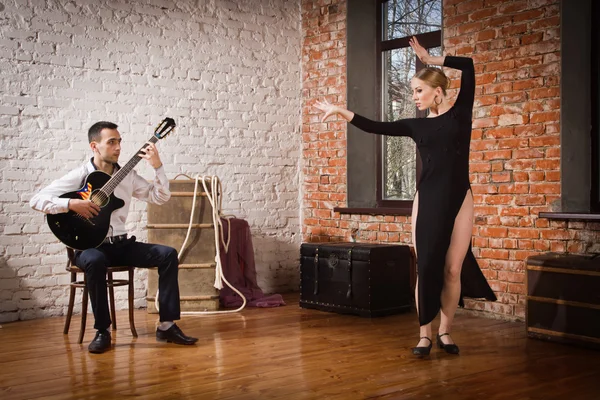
[{"x1": 434, "y1": 96, "x2": 442, "y2": 106}]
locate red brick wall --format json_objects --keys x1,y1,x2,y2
[
  {"x1": 301, "y1": 0, "x2": 600, "y2": 320},
  {"x1": 302, "y1": 0, "x2": 354, "y2": 241}
]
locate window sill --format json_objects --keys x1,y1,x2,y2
[
  {"x1": 539, "y1": 212, "x2": 600, "y2": 221},
  {"x1": 333, "y1": 207, "x2": 412, "y2": 216}
]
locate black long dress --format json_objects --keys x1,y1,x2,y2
[{"x1": 350, "y1": 56, "x2": 497, "y2": 326}]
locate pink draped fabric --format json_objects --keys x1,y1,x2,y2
[{"x1": 219, "y1": 218, "x2": 285, "y2": 308}]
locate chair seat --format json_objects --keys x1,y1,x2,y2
[
  {"x1": 68, "y1": 264, "x2": 132, "y2": 273},
  {"x1": 67, "y1": 265, "x2": 132, "y2": 288}
]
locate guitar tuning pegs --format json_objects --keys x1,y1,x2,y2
[{"x1": 154, "y1": 117, "x2": 176, "y2": 139}]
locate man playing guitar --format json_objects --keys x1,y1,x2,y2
[{"x1": 30, "y1": 121, "x2": 198, "y2": 353}]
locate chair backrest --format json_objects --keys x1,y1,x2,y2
[
  {"x1": 66, "y1": 248, "x2": 78, "y2": 271},
  {"x1": 66, "y1": 247, "x2": 75, "y2": 261}
]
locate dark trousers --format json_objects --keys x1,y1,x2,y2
[{"x1": 75, "y1": 238, "x2": 180, "y2": 331}]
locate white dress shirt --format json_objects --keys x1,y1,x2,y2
[{"x1": 30, "y1": 159, "x2": 171, "y2": 237}]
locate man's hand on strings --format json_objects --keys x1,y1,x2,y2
[{"x1": 139, "y1": 142, "x2": 163, "y2": 169}]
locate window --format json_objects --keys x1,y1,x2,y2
[
  {"x1": 592, "y1": 0, "x2": 600, "y2": 211},
  {"x1": 376, "y1": 0, "x2": 442, "y2": 209},
  {"x1": 342, "y1": 0, "x2": 442, "y2": 214},
  {"x1": 559, "y1": 0, "x2": 596, "y2": 213}
]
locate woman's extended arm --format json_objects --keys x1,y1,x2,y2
[
  {"x1": 314, "y1": 99, "x2": 355, "y2": 122},
  {"x1": 443, "y1": 56, "x2": 475, "y2": 109},
  {"x1": 409, "y1": 36, "x2": 475, "y2": 109},
  {"x1": 314, "y1": 100, "x2": 413, "y2": 138}
]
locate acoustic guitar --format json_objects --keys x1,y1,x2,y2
[{"x1": 47, "y1": 117, "x2": 175, "y2": 250}]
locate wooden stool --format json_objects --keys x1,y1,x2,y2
[{"x1": 63, "y1": 248, "x2": 138, "y2": 344}]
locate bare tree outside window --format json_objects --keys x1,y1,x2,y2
[
  {"x1": 384, "y1": 0, "x2": 441, "y2": 40},
  {"x1": 380, "y1": 0, "x2": 442, "y2": 202}
]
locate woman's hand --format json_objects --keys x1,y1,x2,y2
[
  {"x1": 314, "y1": 99, "x2": 355, "y2": 122},
  {"x1": 409, "y1": 36, "x2": 430, "y2": 64},
  {"x1": 314, "y1": 99, "x2": 339, "y2": 122}
]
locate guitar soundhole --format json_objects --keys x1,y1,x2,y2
[{"x1": 91, "y1": 190, "x2": 109, "y2": 207}]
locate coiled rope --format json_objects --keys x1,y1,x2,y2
[{"x1": 154, "y1": 174, "x2": 247, "y2": 315}]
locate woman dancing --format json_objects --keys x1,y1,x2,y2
[{"x1": 315, "y1": 36, "x2": 496, "y2": 355}]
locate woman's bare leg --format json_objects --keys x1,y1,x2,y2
[
  {"x1": 438, "y1": 190, "x2": 474, "y2": 344},
  {"x1": 412, "y1": 192, "x2": 432, "y2": 346}
]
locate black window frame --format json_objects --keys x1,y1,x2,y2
[
  {"x1": 558, "y1": 0, "x2": 594, "y2": 213},
  {"x1": 375, "y1": 0, "x2": 442, "y2": 211},
  {"x1": 338, "y1": 0, "x2": 442, "y2": 216},
  {"x1": 591, "y1": 0, "x2": 600, "y2": 212}
]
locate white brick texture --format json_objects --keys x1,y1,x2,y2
[{"x1": 0, "y1": 0, "x2": 301, "y2": 323}]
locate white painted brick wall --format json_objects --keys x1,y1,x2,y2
[{"x1": 0, "y1": 0, "x2": 302, "y2": 323}]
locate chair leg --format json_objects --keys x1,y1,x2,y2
[
  {"x1": 78, "y1": 283, "x2": 88, "y2": 345},
  {"x1": 108, "y1": 271, "x2": 117, "y2": 331},
  {"x1": 128, "y1": 268, "x2": 137, "y2": 338},
  {"x1": 106, "y1": 272, "x2": 117, "y2": 331},
  {"x1": 64, "y1": 272, "x2": 77, "y2": 334}
]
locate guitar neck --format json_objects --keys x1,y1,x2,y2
[{"x1": 102, "y1": 135, "x2": 159, "y2": 195}]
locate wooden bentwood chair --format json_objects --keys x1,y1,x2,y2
[{"x1": 63, "y1": 248, "x2": 138, "y2": 344}]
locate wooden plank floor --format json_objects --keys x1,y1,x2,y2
[{"x1": 1, "y1": 293, "x2": 599, "y2": 400}]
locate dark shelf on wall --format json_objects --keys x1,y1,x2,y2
[
  {"x1": 539, "y1": 212, "x2": 600, "y2": 221},
  {"x1": 333, "y1": 207, "x2": 412, "y2": 216}
]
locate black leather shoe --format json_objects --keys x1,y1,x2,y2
[
  {"x1": 156, "y1": 324, "x2": 198, "y2": 345},
  {"x1": 88, "y1": 330, "x2": 112, "y2": 354},
  {"x1": 437, "y1": 333, "x2": 460, "y2": 354},
  {"x1": 411, "y1": 337, "x2": 432, "y2": 356}
]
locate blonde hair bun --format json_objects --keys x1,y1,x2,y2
[{"x1": 414, "y1": 67, "x2": 450, "y2": 96}]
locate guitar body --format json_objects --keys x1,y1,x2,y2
[{"x1": 47, "y1": 171, "x2": 125, "y2": 250}]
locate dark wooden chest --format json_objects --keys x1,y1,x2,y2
[
  {"x1": 300, "y1": 242, "x2": 413, "y2": 317},
  {"x1": 526, "y1": 252, "x2": 600, "y2": 349}
]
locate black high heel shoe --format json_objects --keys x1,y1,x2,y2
[
  {"x1": 437, "y1": 333, "x2": 460, "y2": 354},
  {"x1": 411, "y1": 337, "x2": 432, "y2": 356}
]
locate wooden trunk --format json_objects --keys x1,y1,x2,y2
[
  {"x1": 526, "y1": 253, "x2": 600, "y2": 349},
  {"x1": 300, "y1": 242, "x2": 413, "y2": 317},
  {"x1": 146, "y1": 179, "x2": 219, "y2": 313}
]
